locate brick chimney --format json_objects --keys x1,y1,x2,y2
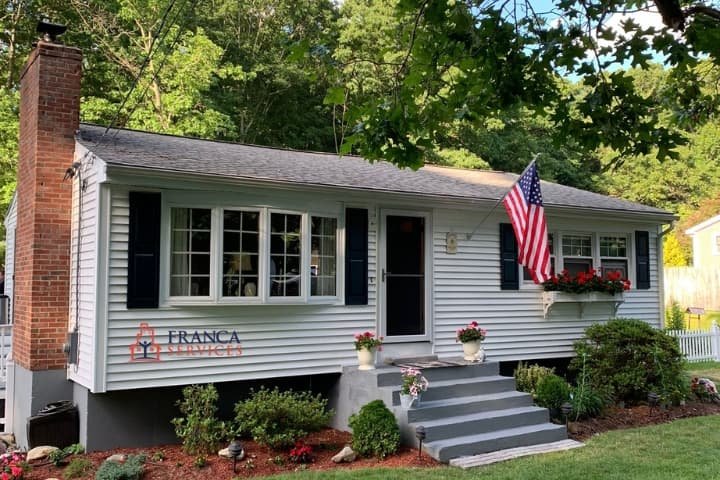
[{"x1": 13, "y1": 39, "x2": 82, "y2": 372}]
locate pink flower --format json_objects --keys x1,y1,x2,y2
[{"x1": 10, "y1": 465, "x2": 21, "y2": 477}]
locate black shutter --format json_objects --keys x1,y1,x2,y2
[
  {"x1": 500, "y1": 223, "x2": 519, "y2": 290},
  {"x1": 635, "y1": 230, "x2": 651, "y2": 290},
  {"x1": 345, "y1": 208, "x2": 368, "y2": 305},
  {"x1": 127, "y1": 192, "x2": 162, "y2": 308}
]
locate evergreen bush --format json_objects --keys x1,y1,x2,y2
[
  {"x1": 171, "y1": 384, "x2": 227, "y2": 455},
  {"x1": 514, "y1": 361, "x2": 556, "y2": 397},
  {"x1": 94, "y1": 454, "x2": 146, "y2": 480},
  {"x1": 63, "y1": 458, "x2": 92, "y2": 480},
  {"x1": 535, "y1": 374, "x2": 571, "y2": 412},
  {"x1": 348, "y1": 400, "x2": 400, "y2": 459},
  {"x1": 234, "y1": 387, "x2": 333, "y2": 449},
  {"x1": 572, "y1": 318, "x2": 688, "y2": 404},
  {"x1": 665, "y1": 301, "x2": 685, "y2": 330}
]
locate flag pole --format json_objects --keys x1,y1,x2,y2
[{"x1": 465, "y1": 154, "x2": 540, "y2": 241}]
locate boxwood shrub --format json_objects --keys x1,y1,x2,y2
[{"x1": 348, "y1": 400, "x2": 400, "y2": 459}]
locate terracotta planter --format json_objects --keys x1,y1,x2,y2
[{"x1": 357, "y1": 347, "x2": 376, "y2": 370}]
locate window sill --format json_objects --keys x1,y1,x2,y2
[{"x1": 161, "y1": 297, "x2": 341, "y2": 308}]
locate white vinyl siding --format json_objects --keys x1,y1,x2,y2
[
  {"x1": 432, "y1": 209, "x2": 662, "y2": 362},
  {"x1": 67, "y1": 147, "x2": 100, "y2": 388},
  {"x1": 104, "y1": 186, "x2": 376, "y2": 391},
  {"x1": 3, "y1": 195, "x2": 16, "y2": 323}
]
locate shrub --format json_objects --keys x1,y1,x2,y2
[
  {"x1": 94, "y1": 454, "x2": 146, "y2": 480},
  {"x1": 571, "y1": 318, "x2": 688, "y2": 404},
  {"x1": 535, "y1": 374, "x2": 571, "y2": 412},
  {"x1": 348, "y1": 400, "x2": 400, "y2": 459},
  {"x1": 50, "y1": 443, "x2": 86, "y2": 466},
  {"x1": 569, "y1": 353, "x2": 607, "y2": 420},
  {"x1": 665, "y1": 301, "x2": 685, "y2": 330},
  {"x1": 63, "y1": 458, "x2": 93, "y2": 480},
  {"x1": 234, "y1": 387, "x2": 333, "y2": 449},
  {"x1": 171, "y1": 384, "x2": 227, "y2": 455},
  {"x1": 514, "y1": 361, "x2": 556, "y2": 397},
  {"x1": 288, "y1": 442, "x2": 314, "y2": 464}
]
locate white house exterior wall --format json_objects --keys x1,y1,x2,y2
[
  {"x1": 67, "y1": 146, "x2": 100, "y2": 389},
  {"x1": 4, "y1": 195, "x2": 17, "y2": 322},
  {"x1": 99, "y1": 180, "x2": 663, "y2": 391}
]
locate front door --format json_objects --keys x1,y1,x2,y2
[{"x1": 381, "y1": 212, "x2": 429, "y2": 340}]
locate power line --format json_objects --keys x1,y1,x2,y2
[{"x1": 100, "y1": 0, "x2": 182, "y2": 140}]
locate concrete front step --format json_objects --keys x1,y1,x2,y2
[
  {"x1": 416, "y1": 406, "x2": 551, "y2": 442},
  {"x1": 407, "y1": 390, "x2": 534, "y2": 423},
  {"x1": 449, "y1": 439, "x2": 585, "y2": 468},
  {"x1": 423, "y1": 423, "x2": 569, "y2": 463},
  {"x1": 391, "y1": 375, "x2": 516, "y2": 405},
  {"x1": 375, "y1": 360, "x2": 500, "y2": 387}
]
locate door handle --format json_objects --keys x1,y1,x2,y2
[{"x1": 382, "y1": 269, "x2": 389, "y2": 282}]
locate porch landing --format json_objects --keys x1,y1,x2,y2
[{"x1": 330, "y1": 356, "x2": 567, "y2": 463}]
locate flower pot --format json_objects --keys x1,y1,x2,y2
[
  {"x1": 399, "y1": 393, "x2": 415, "y2": 409},
  {"x1": 462, "y1": 340, "x2": 483, "y2": 361},
  {"x1": 357, "y1": 347, "x2": 376, "y2": 370}
]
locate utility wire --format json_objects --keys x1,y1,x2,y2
[
  {"x1": 100, "y1": 0, "x2": 182, "y2": 140},
  {"x1": 111, "y1": 0, "x2": 196, "y2": 139}
]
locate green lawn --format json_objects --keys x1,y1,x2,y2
[
  {"x1": 265, "y1": 416, "x2": 720, "y2": 480},
  {"x1": 680, "y1": 311, "x2": 720, "y2": 331},
  {"x1": 687, "y1": 360, "x2": 720, "y2": 382}
]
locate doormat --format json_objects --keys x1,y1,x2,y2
[{"x1": 392, "y1": 359, "x2": 468, "y2": 369}]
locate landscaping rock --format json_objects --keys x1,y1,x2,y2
[
  {"x1": 331, "y1": 446, "x2": 356, "y2": 463},
  {"x1": 106, "y1": 453, "x2": 127, "y2": 463},
  {"x1": 27, "y1": 446, "x2": 59, "y2": 462},
  {"x1": 0, "y1": 433, "x2": 15, "y2": 447},
  {"x1": 218, "y1": 447, "x2": 244, "y2": 460}
]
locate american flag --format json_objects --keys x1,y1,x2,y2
[{"x1": 502, "y1": 161, "x2": 550, "y2": 283}]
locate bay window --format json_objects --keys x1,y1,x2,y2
[
  {"x1": 170, "y1": 207, "x2": 211, "y2": 297},
  {"x1": 311, "y1": 216, "x2": 337, "y2": 296},
  {"x1": 222, "y1": 210, "x2": 260, "y2": 297},
  {"x1": 270, "y1": 212, "x2": 302, "y2": 297}
]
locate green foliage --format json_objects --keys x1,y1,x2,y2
[
  {"x1": 150, "y1": 451, "x2": 165, "y2": 462},
  {"x1": 572, "y1": 319, "x2": 688, "y2": 405},
  {"x1": 514, "y1": 362, "x2": 556, "y2": 398},
  {"x1": 193, "y1": 455, "x2": 207, "y2": 469},
  {"x1": 570, "y1": 354, "x2": 607, "y2": 420},
  {"x1": 233, "y1": 387, "x2": 333, "y2": 450},
  {"x1": 94, "y1": 454, "x2": 146, "y2": 480},
  {"x1": 63, "y1": 458, "x2": 93, "y2": 480},
  {"x1": 666, "y1": 301, "x2": 686, "y2": 331},
  {"x1": 663, "y1": 235, "x2": 689, "y2": 267},
  {"x1": 49, "y1": 443, "x2": 85, "y2": 466},
  {"x1": 171, "y1": 384, "x2": 227, "y2": 455},
  {"x1": 535, "y1": 374, "x2": 571, "y2": 412},
  {"x1": 348, "y1": 400, "x2": 400, "y2": 459}
]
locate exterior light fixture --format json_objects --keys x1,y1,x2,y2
[
  {"x1": 228, "y1": 437, "x2": 244, "y2": 473},
  {"x1": 647, "y1": 392, "x2": 660, "y2": 416},
  {"x1": 560, "y1": 402, "x2": 573, "y2": 428},
  {"x1": 415, "y1": 425, "x2": 426, "y2": 459}
]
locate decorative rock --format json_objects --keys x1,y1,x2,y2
[
  {"x1": 27, "y1": 446, "x2": 60, "y2": 462},
  {"x1": 105, "y1": 453, "x2": 127, "y2": 463},
  {"x1": 331, "y1": 446, "x2": 356, "y2": 463},
  {"x1": 0, "y1": 433, "x2": 15, "y2": 447},
  {"x1": 218, "y1": 447, "x2": 244, "y2": 460}
]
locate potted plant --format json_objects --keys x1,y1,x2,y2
[
  {"x1": 399, "y1": 367, "x2": 429, "y2": 408},
  {"x1": 456, "y1": 321, "x2": 487, "y2": 361},
  {"x1": 353, "y1": 331, "x2": 383, "y2": 370}
]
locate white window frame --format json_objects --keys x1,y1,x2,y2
[
  {"x1": 552, "y1": 231, "x2": 634, "y2": 288},
  {"x1": 598, "y1": 234, "x2": 630, "y2": 279},
  {"x1": 161, "y1": 204, "x2": 342, "y2": 306}
]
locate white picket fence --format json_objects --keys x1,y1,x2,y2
[{"x1": 667, "y1": 323, "x2": 720, "y2": 363}]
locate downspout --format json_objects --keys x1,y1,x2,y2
[{"x1": 657, "y1": 222, "x2": 676, "y2": 329}]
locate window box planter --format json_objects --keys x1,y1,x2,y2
[{"x1": 542, "y1": 291, "x2": 625, "y2": 318}]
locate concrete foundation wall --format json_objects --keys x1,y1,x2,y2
[{"x1": 8, "y1": 364, "x2": 73, "y2": 448}]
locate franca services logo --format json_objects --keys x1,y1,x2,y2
[
  {"x1": 128, "y1": 323, "x2": 244, "y2": 362},
  {"x1": 129, "y1": 322, "x2": 161, "y2": 362}
]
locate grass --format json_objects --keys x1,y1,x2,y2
[
  {"x1": 265, "y1": 416, "x2": 720, "y2": 480},
  {"x1": 677, "y1": 311, "x2": 720, "y2": 331},
  {"x1": 687, "y1": 360, "x2": 720, "y2": 382}
]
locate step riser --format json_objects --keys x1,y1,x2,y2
[
  {"x1": 407, "y1": 394, "x2": 533, "y2": 423},
  {"x1": 376, "y1": 362, "x2": 500, "y2": 387},
  {"x1": 422, "y1": 409, "x2": 550, "y2": 442},
  {"x1": 393, "y1": 377, "x2": 516, "y2": 404},
  {"x1": 430, "y1": 427, "x2": 568, "y2": 463}
]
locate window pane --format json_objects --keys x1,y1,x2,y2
[
  {"x1": 562, "y1": 235, "x2": 592, "y2": 257},
  {"x1": 221, "y1": 210, "x2": 260, "y2": 297},
  {"x1": 564, "y1": 259, "x2": 593, "y2": 277},
  {"x1": 170, "y1": 207, "x2": 211, "y2": 297},
  {"x1": 311, "y1": 216, "x2": 337, "y2": 296},
  {"x1": 270, "y1": 213, "x2": 302, "y2": 297},
  {"x1": 601, "y1": 260, "x2": 627, "y2": 279},
  {"x1": 600, "y1": 236, "x2": 627, "y2": 257}
]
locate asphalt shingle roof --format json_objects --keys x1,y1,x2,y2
[{"x1": 77, "y1": 124, "x2": 673, "y2": 219}]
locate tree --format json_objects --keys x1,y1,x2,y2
[{"x1": 329, "y1": 0, "x2": 720, "y2": 170}]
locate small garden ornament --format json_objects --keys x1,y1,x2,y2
[
  {"x1": 456, "y1": 321, "x2": 487, "y2": 361},
  {"x1": 691, "y1": 377, "x2": 720, "y2": 403}
]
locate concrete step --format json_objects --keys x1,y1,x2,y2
[
  {"x1": 449, "y1": 439, "x2": 584, "y2": 468},
  {"x1": 391, "y1": 376, "x2": 516, "y2": 405},
  {"x1": 375, "y1": 360, "x2": 500, "y2": 387},
  {"x1": 424, "y1": 423, "x2": 568, "y2": 463},
  {"x1": 407, "y1": 390, "x2": 534, "y2": 423},
  {"x1": 415, "y1": 406, "x2": 551, "y2": 442}
]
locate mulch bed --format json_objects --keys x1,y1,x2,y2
[{"x1": 25, "y1": 401, "x2": 720, "y2": 479}]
